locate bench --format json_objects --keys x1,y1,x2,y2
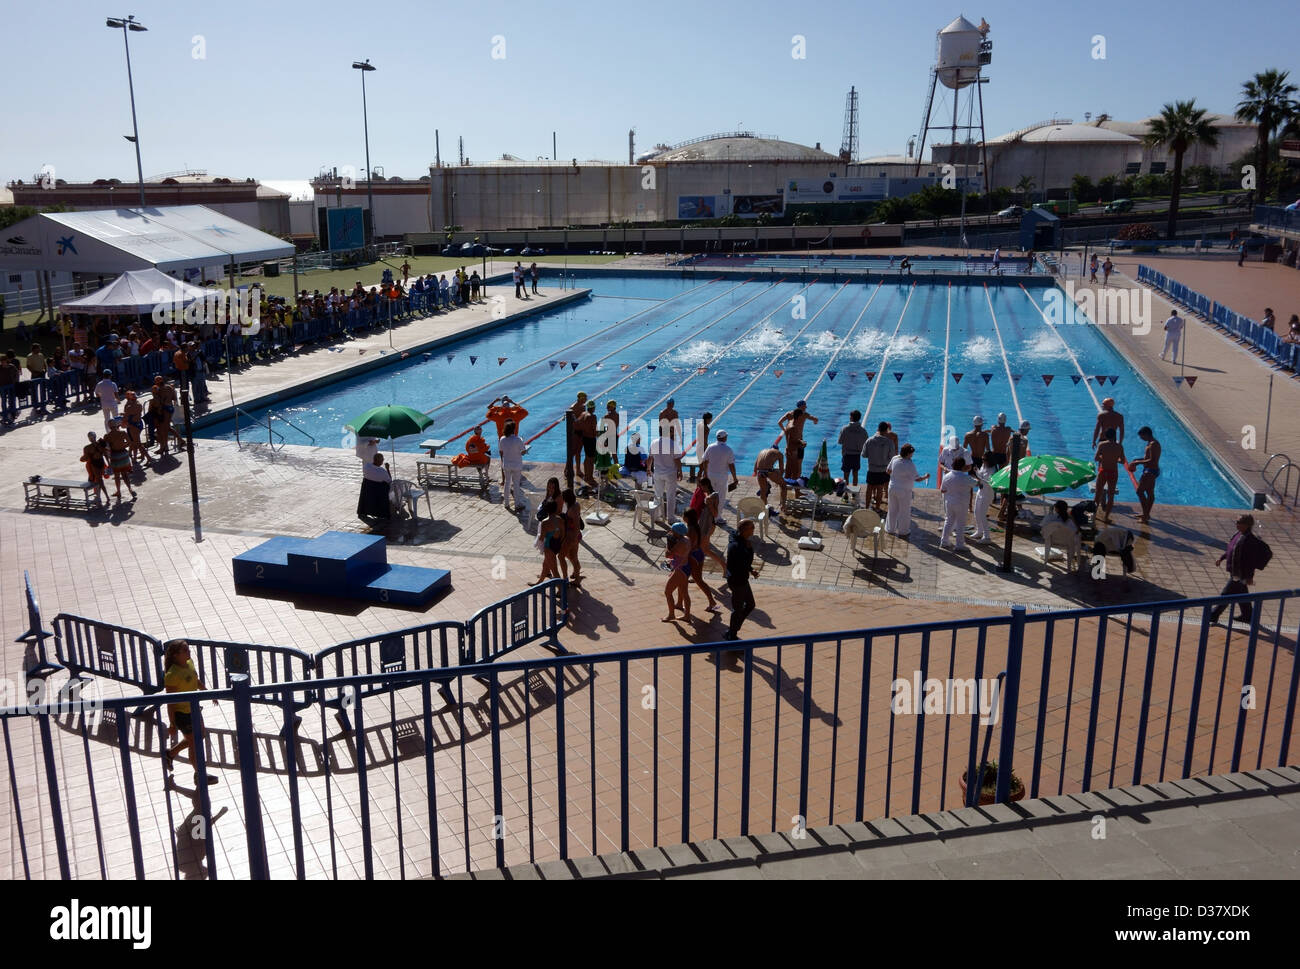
[
  {"x1": 24, "y1": 477, "x2": 98, "y2": 512},
  {"x1": 417, "y1": 456, "x2": 489, "y2": 495}
]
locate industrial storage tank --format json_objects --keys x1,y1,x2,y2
[{"x1": 936, "y1": 15, "x2": 989, "y2": 89}]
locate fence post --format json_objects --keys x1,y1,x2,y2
[
  {"x1": 37, "y1": 711, "x2": 72, "y2": 879},
  {"x1": 230, "y1": 673, "x2": 269, "y2": 879},
  {"x1": 995, "y1": 606, "x2": 1026, "y2": 803}
]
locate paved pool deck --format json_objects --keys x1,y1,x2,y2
[{"x1": 2, "y1": 250, "x2": 1298, "y2": 880}]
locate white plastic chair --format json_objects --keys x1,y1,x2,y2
[
  {"x1": 633, "y1": 489, "x2": 660, "y2": 531},
  {"x1": 390, "y1": 478, "x2": 427, "y2": 521},
  {"x1": 736, "y1": 496, "x2": 770, "y2": 541},
  {"x1": 844, "y1": 508, "x2": 883, "y2": 560}
]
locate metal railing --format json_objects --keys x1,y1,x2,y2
[
  {"x1": 232, "y1": 406, "x2": 285, "y2": 450},
  {"x1": 1253, "y1": 205, "x2": 1300, "y2": 234},
  {"x1": 4, "y1": 587, "x2": 1297, "y2": 879},
  {"x1": 1262, "y1": 454, "x2": 1298, "y2": 507}
]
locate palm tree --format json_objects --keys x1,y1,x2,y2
[
  {"x1": 1015, "y1": 175, "x2": 1035, "y2": 205},
  {"x1": 1236, "y1": 69, "x2": 1299, "y2": 204},
  {"x1": 1145, "y1": 101, "x2": 1220, "y2": 239}
]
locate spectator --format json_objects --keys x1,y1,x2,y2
[
  {"x1": 837, "y1": 409, "x2": 869, "y2": 487},
  {"x1": 1208, "y1": 515, "x2": 1272, "y2": 627}
]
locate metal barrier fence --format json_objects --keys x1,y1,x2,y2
[
  {"x1": 5, "y1": 587, "x2": 1297, "y2": 880},
  {"x1": 1137, "y1": 264, "x2": 1300, "y2": 372},
  {"x1": 1254, "y1": 204, "x2": 1300, "y2": 235}
]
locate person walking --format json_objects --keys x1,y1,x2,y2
[
  {"x1": 662, "y1": 531, "x2": 692, "y2": 623},
  {"x1": 1207, "y1": 515, "x2": 1272, "y2": 626},
  {"x1": 94, "y1": 370, "x2": 120, "y2": 431},
  {"x1": 683, "y1": 507, "x2": 719, "y2": 612},
  {"x1": 1238, "y1": 240, "x2": 1248, "y2": 267},
  {"x1": 722, "y1": 519, "x2": 759, "y2": 643},
  {"x1": 1160, "y1": 310, "x2": 1184, "y2": 362},
  {"x1": 837, "y1": 409, "x2": 869, "y2": 487},
  {"x1": 163, "y1": 639, "x2": 218, "y2": 785}
]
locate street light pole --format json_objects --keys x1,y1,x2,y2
[
  {"x1": 106, "y1": 15, "x2": 148, "y2": 208},
  {"x1": 352, "y1": 59, "x2": 377, "y2": 245}
]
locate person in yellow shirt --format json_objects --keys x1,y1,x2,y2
[{"x1": 163, "y1": 639, "x2": 217, "y2": 782}]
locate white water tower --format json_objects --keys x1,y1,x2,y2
[
  {"x1": 936, "y1": 15, "x2": 986, "y2": 89},
  {"x1": 914, "y1": 15, "x2": 992, "y2": 193}
]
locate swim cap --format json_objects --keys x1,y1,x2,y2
[
  {"x1": 796, "y1": 400, "x2": 807, "y2": 408},
  {"x1": 973, "y1": 416, "x2": 984, "y2": 426},
  {"x1": 586, "y1": 402, "x2": 596, "y2": 412},
  {"x1": 607, "y1": 400, "x2": 617, "y2": 409},
  {"x1": 996, "y1": 413, "x2": 1007, "y2": 424},
  {"x1": 577, "y1": 392, "x2": 587, "y2": 400},
  {"x1": 1020, "y1": 421, "x2": 1031, "y2": 432},
  {"x1": 1102, "y1": 397, "x2": 1115, "y2": 408}
]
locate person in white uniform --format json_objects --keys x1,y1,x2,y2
[
  {"x1": 939, "y1": 457, "x2": 977, "y2": 551},
  {"x1": 497, "y1": 420, "x2": 527, "y2": 512},
  {"x1": 647, "y1": 432, "x2": 682, "y2": 521},
  {"x1": 970, "y1": 452, "x2": 998, "y2": 542},
  {"x1": 1160, "y1": 311, "x2": 1184, "y2": 362},
  {"x1": 884, "y1": 444, "x2": 930, "y2": 537}
]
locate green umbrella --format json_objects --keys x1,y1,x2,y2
[
  {"x1": 989, "y1": 454, "x2": 1096, "y2": 496},
  {"x1": 346, "y1": 405, "x2": 433, "y2": 440},
  {"x1": 346, "y1": 405, "x2": 434, "y2": 480},
  {"x1": 807, "y1": 440, "x2": 835, "y2": 496}
]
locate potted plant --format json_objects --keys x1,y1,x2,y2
[{"x1": 959, "y1": 759, "x2": 1026, "y2": 806}]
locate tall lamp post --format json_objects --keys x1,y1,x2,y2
[
  {"x1": 106, "y1": 15, "x2": 148, "y2": 208},
  {"x1": 352, "y1": 59, "x2": 377, "y2": 245}
]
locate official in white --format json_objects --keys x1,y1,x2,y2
[
  {"x1": 970, "y1": 453, "x2": 997, "y2": 542},
  {"x1": 1160, "y1": 311, "x2": 1184, "y2": 362},
  {"x1": 939, "y1": 457, "x2": 977, "y2": 551},
  {"x1": 497, "y1": 420, "x2": 527, "y2": 512},
  {"x1": 647, "y1": 432, "x2": 682, "y2": 521}
]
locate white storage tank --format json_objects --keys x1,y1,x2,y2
[{"x1": 936, "y1": 15, "x2": 986, "y2": 89}]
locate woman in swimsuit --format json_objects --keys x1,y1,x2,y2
[
  {"x1": 80, "y1": 431, "x2": 111, "y2": 506},
  {"x1": 662, "y1": 532, "x2": 692, "y2": 623},
  {"x1": 122, "y1": 391, "x2": 147, "y2": 465},
  {"x1": 561, "y1": 488, "x2": 583, "y2": 584},
  {"x1": 697, "y1": 477, "x2": 728, "y2": 572},
  {"x1": 531, "y1": 499, "x2": 567, "y2": 585},
  {"x1": 683, "y1": 507, "x2": 719, "y2": 613}
]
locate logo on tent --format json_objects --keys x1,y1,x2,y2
[
  {"x1": 56, "y1": 235, "x2": 77, "y2": 255},
  {"x1": 6, "y1": 235, "x2": 27, "y2": 246}
]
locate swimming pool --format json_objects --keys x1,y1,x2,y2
[
  {"x1": 198, "y1": 272, "x2": 1247, "y2": 509},
  {"x1": 684, "y1": 253, "x2": 1045, "y2": 275}
]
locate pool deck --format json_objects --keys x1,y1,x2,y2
[{"x1": 3, "y1": 251, "x2": 1299, "y2": 879}]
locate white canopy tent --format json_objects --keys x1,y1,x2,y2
[
  {"x1": 0, "y1": 204, "x2": 294, "y2": 274},
  {"x1": 57, "y1": 268, "x2": 212, "y2": 315}
]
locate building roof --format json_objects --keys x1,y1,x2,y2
[
  {"x1": 652, "y1": 133, "x2": 838, "y2": 163},
  {"x1": 0, "y1": 204, "x2": 292, "y2": 273},
  {"x1": 986, "y1": 123, "x2": 1140, "y2": 146},
  {"x1": 1094, "y1": 112, "x2": 1253, "y2": 136}
]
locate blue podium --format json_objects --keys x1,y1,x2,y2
[{"x1": 233, "y1": 532, "x2": 450, "y2": 607}]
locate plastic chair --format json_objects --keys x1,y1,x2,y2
[
  {"x1": 390, "y1": 478, "x2": 428, "y2": 521},
  {"x1": 633, "y1": 489, "x2": 660, "y2": 531},
  {"x1": 844, "y1": 508, "x2": 882, "y2": 560},
  {"x1": 736, "y1": 496, "x2": 770, "y2": 541}
]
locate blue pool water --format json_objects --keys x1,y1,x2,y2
[
  {"x1": 199, "y1": 273, "x2": 1247, "y2": 509},
  {"x1": 687, "y1": 254, "x2": 1045, "y2": 275}
]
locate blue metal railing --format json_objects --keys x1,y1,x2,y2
[
  {"x1": 1254, "y1": 204, "x2": 1300, "y2": 234},
  {"x1": 1137, "y1": 263, "x2": 1300, "y2": 372},
  {"x1": 4, "y1": 587, "x2": 1298, "y2": 879}
]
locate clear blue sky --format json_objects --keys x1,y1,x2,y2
[{"x1": 3, "y1": 0, "x2": 1294, "y2": 185}]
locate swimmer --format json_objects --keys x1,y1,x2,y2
[
  {"x1": 1092, "y1": 397, "x2": 1125, "y2": 447},
  {"x1": 1129, "y1": 426, "x2": 1161, "y2": 523},
  {"x1": 1093, "y1": 427, "x2": 1126, "y2": 520}
]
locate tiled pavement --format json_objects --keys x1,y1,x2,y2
[
  {"x1": 3, "y1": 253, "x2": 1299, "y2": 879},
  {"x1": 476, "y1": 767, "x2": 1300, "y2": 880}
]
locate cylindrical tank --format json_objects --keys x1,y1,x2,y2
[{"x1": 936, "y1": 15, "x2": 983, "y2": 89}]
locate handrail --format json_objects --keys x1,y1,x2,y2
[
  {"x1": 233, "y1": 406, "x2": 285, "y2": 450},
  {"x1": 269, "y1": 411, "x2": 316, "y2": 445},
  {"x1": 1262, "y1": 453, "x2": 1297, "y2": 507}
]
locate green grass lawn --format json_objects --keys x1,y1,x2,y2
[{"x1": 232, "y1": 252, "x2": 628, "y2": 300}]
